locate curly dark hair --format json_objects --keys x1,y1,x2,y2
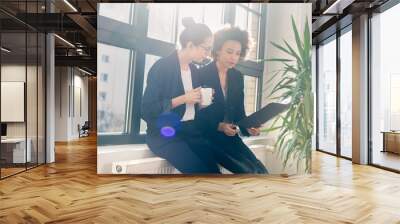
[{"x1": 212, "y1": 27, "x2": 249, "y2": 59}]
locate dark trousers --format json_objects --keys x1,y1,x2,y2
[
  {"x1": 209, "y1": 133, "x2": 268, "y2": 174},
  {"x1": 146, "y1": 122, "x2": 221, "y2": 174}
]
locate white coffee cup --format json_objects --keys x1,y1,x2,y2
[{"x1": 200, "y1": 87, "x2": 213, "y2": 106}]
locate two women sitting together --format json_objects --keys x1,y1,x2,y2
[{"x1": 141, "y1": 18, "x2": 268, "y2": 174}]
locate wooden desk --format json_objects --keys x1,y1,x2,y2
[{"x1": 381, "y1": 131, "x2": 400, "y2": 154}]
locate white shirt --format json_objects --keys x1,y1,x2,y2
[{"x1": 180, "y1": 69, "x2": 195, "y2": 121}]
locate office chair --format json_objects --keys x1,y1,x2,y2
[{"x1": 78, "y1": 121, "x2": 90, "y2": 138}]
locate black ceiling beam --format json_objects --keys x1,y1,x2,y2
[
  {"x1": 312, "y1": 14, "x2": 353, "y2": 44},
  {"x1": 66, "y1": 13, "x2": 96, "y2": 47},
  {"x1": 13, "y1": 13, "x2": 84, "y2": 32},
  {"x1": 323, "y1": 0, "x2": 356, "y2": 14},
  {"x1": 0, "y1": 7, "x2": 38, "y2": 31},
  {"x1": 55, "y1": 47, "x2": 96, "y2": 57},
  {"x1": 11, "y1": 12, "x2": 97, "y2": 47},
  {"x1": 373, "y1": 0, "x2": 400, "y2": 12},
  {"x1": 0, "y1": 18, "x2": 27, "y2": 31},
  {"x1": 311, "y1": 0, "x2": 380, "y2": 44},
  {"x1": 86, "y1": 0, "x2": 97, "y2": 11},
  {"x1": 55, "y1": 55, "x2": 96, "y2": 71}
]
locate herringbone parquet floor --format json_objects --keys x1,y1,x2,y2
[{"x1": 1, "y1": 135, "x2": 400, "y2": 223}]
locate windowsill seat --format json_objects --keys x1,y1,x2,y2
[{"x1": 98, "y1": 135, "x2": 302, "y2": 175}]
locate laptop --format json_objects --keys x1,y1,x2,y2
[{"x1": 236, "y1": 103, "x2": 289, "y2": 128}]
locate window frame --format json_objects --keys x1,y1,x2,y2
[
  {"x1": 368, "y1": 1, "x2": 400, "y2": 173},
  {"x1": 315, "y1": 24, "x2": 353, "y2": 160},
  {"x1": 229, "y1": 3, "x2": 266, "y2": 114}
]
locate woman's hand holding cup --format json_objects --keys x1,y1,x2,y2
[
  {"x1": 184, "y1": 87, "x2": 201, "y2": 104},
  {"x1": 200, "y1": 87, "x2": 213, "y2": 107}
]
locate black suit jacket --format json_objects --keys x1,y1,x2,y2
[
  {"x1": 141, "y1": 51, "x2": 200, "y2": 136},
  {"x1": 196, "y1": 61, "x2": 250, "y2": 138}
]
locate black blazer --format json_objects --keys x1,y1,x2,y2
[
  {"x1": 141, "y1": 51, "x2": 200, "y2": 136},
  {"x1": 196, "y1": 61, "x2": 250, "y2": 137}
]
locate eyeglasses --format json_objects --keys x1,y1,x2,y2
[{"x1": 198, "y1": 45, "x2": 212, "y2": 52}]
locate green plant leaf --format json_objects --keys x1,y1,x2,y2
[
  {"x1": 261, "y1": 126, "x2": 282, "y2": 133},
  {"x1": 267, "y1": 14, "x2": 312, "y2": 174},
  {"x1": 265, "y1": 58, "x2": 294, "y2": 62},
  {"x1": 291, "y1": 16, "x2": 304, "y2": 62},
  {"x1": 303, "y1": 17, "x2": 311, "y2": 64},
  {"x1": 267, "y1": 70, "x2": 285, "y2": 84},
  {"x1": 270, "y1": 42, "x2": 293, "y2": 57},
  {"x1": 283, "y1": 40, "x2": 301, "y2": 64}
]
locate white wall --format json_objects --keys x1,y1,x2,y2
[
  {"x1": 55, "y1": 66, "x2": 68, "y2": 141},
  {"x1": 72, "y1": 73, "x2": 89, "y2": 138},
  {"x1": 1, "y1": 65, "x2": 26, "y2": 139},
  {"x1": 261, "y1": 3, "x2": 312, "y2": 138},
  {"x1": 1, "y1": 65, "x2": 42, "y2": 138},
  {"x1": 1, "y1": 63, "x2": 46, "y2": 163},
  {"x1": 262, "y1": 3, "x2": 311, "y2": 106},
  {"x1": 55, "y1": 67, "x2": 89, "y2": 141}
]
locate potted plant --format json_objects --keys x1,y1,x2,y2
[{"x1": 261, "y1": 16, "x2": 313, "y2": 173}]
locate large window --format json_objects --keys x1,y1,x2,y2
[
  {"x1": 148, "y1": 4, "x2": 177, "y2": 43},
  {"x1": 202, "y1": 4, "x2": 225, "y2": 33},
  {"x1": 390, "y1": 75, "x2": 400, "y2": 130},
  {"x1": 339, "y1": 28, "x2": 352, "y2": 158},
  {"x1": 317, "y1": 27, "x2": 353, "y2": 158},
  {"x1": 317, "y1": 37, "x2": 337, "y2": 154},
  {"x1": 176, "y1": 4, "x2": 225, "y2": 45},
  {"x1": 140, "y1": 54, "x2": 161, "y2": 134},
  {"x1": 243, "y1": 76, "x2": 258, "y2": 115},
  {"x1": 148, "y1": 4, "x2": 225, "y2": 45},
  {"x1": 312, "y1": 45, "x2": 317, "y2": 150},
  {"x1": 97, "y1": 43, "x2": 132, "y2": 134},
  {"x1": 99, "y1": 3, "x2": 134, "y2": 24},
  {"x1": 235, "y1": 3, "x2": 261, "y2": 60},
  {"x1": 370, "y1": 4, "x2": 400, "y2": 171},
  {"x1": 234, "y1": 3, "x2": 263, "y2": 116}
]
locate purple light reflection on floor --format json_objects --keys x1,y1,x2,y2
[{"x1": 160, "y1": 126, "x2": 176, "y2": 137}]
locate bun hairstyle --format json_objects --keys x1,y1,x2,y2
[
  {"x1": 212, "y1": 27, "x2": 249, "y2": 59},
  {"x1": 179, "y1": 17, "x2": 212, "y2": 48},
  {"x1": 182, "y1": 17, "x2": 196, "y2": 28}
]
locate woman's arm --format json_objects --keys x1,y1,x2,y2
[
  {"x1": 171, "y1": 95, "x2": 186, "y2": 109},
  {"x1": 141, "y1": 63, "x2": 201, "y2": 123},
  {"x1": 171, "y1": 87, "x2": 201, "y2": 108},
  {"x1": 195, "y1": 67, "x2": 222, "y2": 133},
  {"x1": 141, "y1": 63, "x2": 173, "y2": 122},
  {"x1": 236, "y1": 73, "x2": 250, "y2": 136},
  {"x1": 218, "y1": 122, "x2": 239, "y2": 136}
]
